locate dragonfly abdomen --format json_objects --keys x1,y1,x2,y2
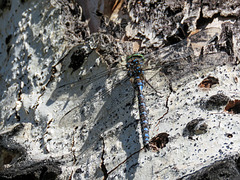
[{"x1": 136, "y1": 77, "x2": 150, "y2": 148}]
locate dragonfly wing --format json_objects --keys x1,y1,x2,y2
[
  {"x1": 53, "y1": 77, "x2": 137, "y2": 179},
  {"x1": 49, "y1": 68, "x2": 113, "y2": 103},
  {"x1": 50, "y1": 57, "x2": 139, "y2": 175},
  {"x1": 143, "y1": 27, "x2": 235, "y2": 90}
]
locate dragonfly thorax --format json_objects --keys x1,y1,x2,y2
[{"x1": 126, "y1": 54, "x2": 145, "y2": 78}]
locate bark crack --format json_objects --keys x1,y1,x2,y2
[
  {"x1": 155, "y1": 78, "x2": 173, "y2": 129},
  {"x1": 100, "y1": 138, "x2": 108, "y2": 180}
]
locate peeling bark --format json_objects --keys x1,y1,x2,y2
[{"x1": 0, "y1": 0, "x2": 240, "y2": 179}]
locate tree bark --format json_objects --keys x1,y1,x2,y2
[{"x1": 0, "y1": 0, "x2": 240, "y2": 179}]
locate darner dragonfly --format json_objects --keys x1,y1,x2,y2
[
  {"x1": 126, "y1": 53, "x2": 151, "y2": 149},
  {"x1": 47, "y1": 27, "x2": 234, "y2": 178}
]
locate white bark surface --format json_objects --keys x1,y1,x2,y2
[{"x1": 0, "y1": 0, "x2": 240, "y2": 179}]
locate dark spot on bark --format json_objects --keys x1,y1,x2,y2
[
  {"x1": 0, "y1": 0, "x2": 11, "y2": 12},
  {"x1": 5, "y1": 35, "x2": 12, "y2": 44},
  {"x1": 225, "y1": 133, "x2": 233, "y2": 138},
  {"x1": 198, "y1": 76, "x2": 219, "y2": 88},
  {"x1": 21, "y1": 0, "x2": 28, "y2": 3},
  {"x1": 183, "y1": 118, "x2": 207, "y2": 138},
  {"x1": 69, "y1": 49, "x2": 86, "y2": 72},
  {"x1": 149, "y1": 132, "x2": 169, "y2": 150},
  {"x1": 201, "y1": 93, "x2": 230, "y2": 111},
  {"x1": 225, "y1": 99, "x2": 240, "y2": 114}
]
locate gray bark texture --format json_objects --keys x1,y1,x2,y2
[{"x1": 0, "y1": 0, "x2": 240, "y2": 179}]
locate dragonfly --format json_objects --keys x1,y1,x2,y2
[{"x1": 46, "y1": 27, "x2": 234, "y2": 179}]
